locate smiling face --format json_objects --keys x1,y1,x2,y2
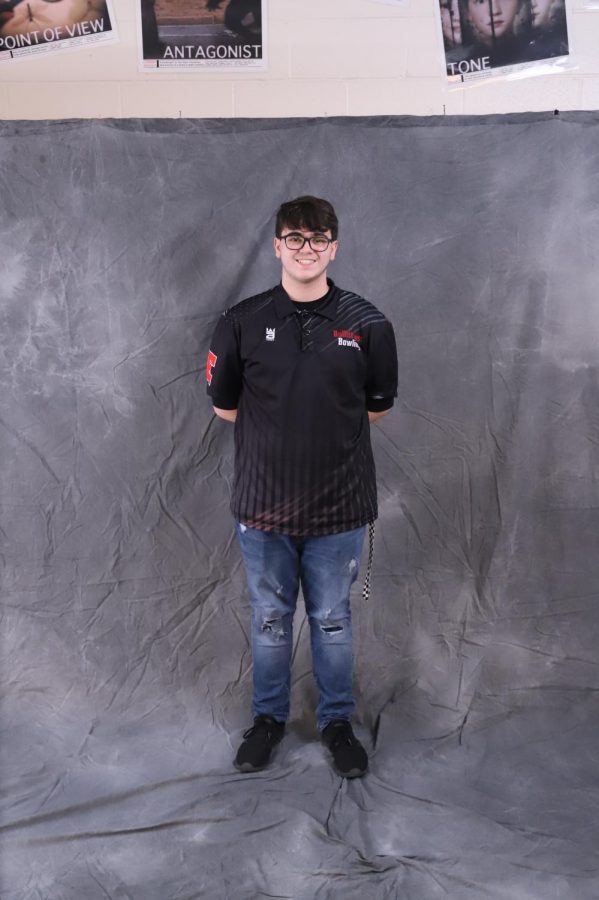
[
  {"x1": 467, "y1": 0, "x2": 519, "y2": 42},
  {"x1": 274, "y1": 228, "x2": 338, "y2": 301}
]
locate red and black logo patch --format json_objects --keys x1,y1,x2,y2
[{"x1": 206, "y1": 350, "x2": 217, "y2": 385}]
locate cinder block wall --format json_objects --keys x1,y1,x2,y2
[{"x1": 0, "y1": 0, "x2": 597, "y2": 119}]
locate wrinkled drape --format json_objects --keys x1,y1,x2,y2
[{"x1": 1, "y1": 114, "x2": 598, "y2": 899}]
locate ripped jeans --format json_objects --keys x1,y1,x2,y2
[{"x1": 235, "y1": 522, "x2": 366, "y2": 731}]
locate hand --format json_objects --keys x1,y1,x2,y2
[
  {"x1": 214, "y1": 406, "x2": 237, "y2": 423},
  {"x1": 368, "y1": 410, "x2": 389, "y2": 424}
]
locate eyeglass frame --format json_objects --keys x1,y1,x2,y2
[{"x1": 278, "y1": 231, "x2": 335, "y2": 253}]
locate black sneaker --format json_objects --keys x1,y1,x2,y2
[
  {"x1": 322, "y1": 719, "x2": 368, "y2": 778},
  {"x1": 234, "y1": 715, "x2": 285, "y2": 772}
]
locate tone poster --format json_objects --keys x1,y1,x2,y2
[
  {"x1": 138, "y1": 0, "x2": 266, "y2": 71},
  {"x1": 0, "y1": 1, "x2": 117, "y2": 62},
  {"x1": 438, "y1": 1, "x2": 570, "y2": 83}
]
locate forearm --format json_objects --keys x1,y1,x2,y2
[{"x1": 214, "y1": 407, "x2": 237, "y2": 423}]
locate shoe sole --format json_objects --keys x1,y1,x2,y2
[
  {"x1": 234, "y1": 741, "x2": 282, "y2": 773},
  {"x1": 234, "y1": 760, "x2": 267, "y2": 773},
  {"x1": 332, "y1": 765, "x2": 368, "y2": 778}
]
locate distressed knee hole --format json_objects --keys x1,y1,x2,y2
[
  {"x1": 260, "y1": 613, "x2": 285, "y2": 639},
  {"x1": 348, "y1": 558, "x2": 358, "y2": 573},
  {"x1": 321, "y1": 622, "x2": 344, "y2": 635},
  {"x1": 239, "y1": 524, "x2": 247, "y2": 533}
]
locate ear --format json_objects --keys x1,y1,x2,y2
[
  {"x1": 273, "y1": 236, "x2": 281, "y2": 259},
  {"x1": 329, "y1": 240, "x2": 339, "y2": 262}
]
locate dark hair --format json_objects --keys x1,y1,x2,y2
[{"x1": 275, "y1": 196, "x2": 338, "y2": 240}]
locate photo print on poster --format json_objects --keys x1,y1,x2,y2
[
  {"x1": 0, "y1": 0, "x2": 117, "y2": 61},
  {"x1": 138, "y1": 0, "x2": 266, "y2": 70},
  {"x1": 438, "y1": 0, "x2": 570, "y2": 82}
]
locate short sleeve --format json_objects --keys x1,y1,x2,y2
[
  {"x1": 206, "y1": 311, "x2": 243, "y2": 410},
  {"x1": 365, "y1": 319, "x2": 398, "y2": 412}
]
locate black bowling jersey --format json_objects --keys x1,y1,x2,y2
[{"x1": 206, "y1": 280, "x2": 398, "y2": 536}]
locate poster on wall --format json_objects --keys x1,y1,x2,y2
[
  {"x1": 138, "y1": 0, "x2": 266, "y2": 70},
  {"x1": 0, "y1": 0, "x2": 117, "y2": 62},
  {"x1": 438, "y1": 0, "x2": 570, "y2": 83}
]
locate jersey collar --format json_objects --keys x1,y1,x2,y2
[{"x1": 272, "y1": 279, "x2": 339, "y2": 321}]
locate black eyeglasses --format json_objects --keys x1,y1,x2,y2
[{"x1": 279, "y1": 232, "x2": 334, "y2": 252}]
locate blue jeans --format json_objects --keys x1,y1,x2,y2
[{"x1": 235, "y1": 523, "x2": 366, "y2": 731}]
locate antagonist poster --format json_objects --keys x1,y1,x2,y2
[
  {"x1": 438, "y1": 0, "x2": 569, "y2": 82},
  {"x1": 138, "y1": 0, "x2": 266, "y2": 71},
  {"x1": 0, "y1": 0, "x2": 117, "y2": 61}
]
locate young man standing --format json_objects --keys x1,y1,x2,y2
[{"x1": 206, "y1": 196, "x2": 398, "y2": 778}]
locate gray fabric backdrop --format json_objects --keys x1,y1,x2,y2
[{"x1": 1, "y1": 114, "x2": 598, "y2": 899}]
